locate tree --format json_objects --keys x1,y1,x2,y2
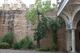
[
  {"x1": 27, "y1": 0, "x2": 65, "y2": 50},
  {"x1": 27, "y1": 0, "x2": 52, "y2": 24},
  {"x1": 27, "y1": 0, "x2": 53, "y2": 48},
  {"x1": 34, "y1": 17, "x2": 47, "y2": 48}
]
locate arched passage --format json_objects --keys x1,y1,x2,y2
[
  {"x1": 73, "y1": 11, "x2": 80, "y2": 29},
  {"x1": 75, "y1": 20, "x2": 80, "y2": 52},
  {"x1": 58, "y1": 12, "x2": 72, "y2": 51},
  {"x1": 73, "y1": 10, "x2": 80, "y2": 53}
]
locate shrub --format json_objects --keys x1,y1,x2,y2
[
  {"x1": 12, "y1": 42, "x2": 22, "y2": 49},
  {"x1": 13, "y1": 36, "x2": 34, "y2": 49},
  {"x1": 35, "y1": 47, "x2": 50, "y2": 51},
  {"x1": 2, "y1": 32, "x2": 14, "y2": 47},
  {"x1": 0, "y1": 42, "x2": 10, "y2": 49}
]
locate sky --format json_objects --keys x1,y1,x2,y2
[
  {"x1": 22, "y1": 0, "x2": 57, "y2": 7},
  {"x1": 0, "y1": 0, "x2": 57, "y2": 7}
]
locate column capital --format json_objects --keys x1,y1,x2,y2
[{"x1": 66, "y1": 27, "x2": 76, "y2": 30}]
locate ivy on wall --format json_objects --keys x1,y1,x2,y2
[
  {"x1": 34, "y1": 16, "x2": 65, "y2": 50},
  {"x1": 26, "y1": 0, "x2": 65, "y2": 50}
]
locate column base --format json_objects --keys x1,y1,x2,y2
[
  {"x1": 71, "y1": 52, "x2": 77, "y2": 53},
  {"x1": 68, "y1": 51, "x2": 77, "y2": 53}
]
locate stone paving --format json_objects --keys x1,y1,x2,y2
[{"x1": 0, "y1": 49, "x2": 67, "y2": 53}]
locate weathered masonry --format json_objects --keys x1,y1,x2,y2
[
  {"x1": 0, "y1": 0, "x2": 34, "y2": 42},
  {"x1": 57, "y1": 0, "x2": 80, "y2": 53}
]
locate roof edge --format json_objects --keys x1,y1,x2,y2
[{"x1": 57, "y1": 0, "x2": 69, "y2": 16}]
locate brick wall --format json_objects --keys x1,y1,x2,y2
[
  {"x1": 40, "y1": 29, "x2": 53, "y2": 48},
  {"x1": 57, "y1": 27, "x2": 67, "y2": 51}
]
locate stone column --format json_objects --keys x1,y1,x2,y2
[
  {"x1": 66, "y1": 30, "x2": 72, "y2": 51},
  {"x1": 71, "y1": 29, "x2": 76, "y2": 52}
]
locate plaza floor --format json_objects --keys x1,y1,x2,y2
[{"x1": 0, "y1": 49, "x2": 67, "y2": 53}]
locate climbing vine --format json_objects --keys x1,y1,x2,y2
[
  {"x1": 34, "y1": 17, "x2": 47, "y2": 48},
  {"x1": 26, "y1": 0, "x2": 64, "y2": 50},
  {"x1": 34, "y1": 16, "x2": 65, "y2": 50}
]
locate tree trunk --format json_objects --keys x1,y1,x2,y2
[{"x1": 37, "y1": 40, "x2": 40, "y2": 48}]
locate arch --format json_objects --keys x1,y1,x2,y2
[
  {"x1": 73, "y1": 10, "x2": 80, "y2": 29},
  {"x1": 72, "y1": 6, "x2": 80, "y2": 29},
  {"x1": 75, "y1": 20, "x2": 80, "y2": 52},
  {"x1": 59, "y1": 12, "x2": 71, "y2": 29},
  {"x1": 72, "y1": 6, "x2": 80, "y2": 20},
  {"x1": 57, "y1": 11, "x2": 71, "y2": 51}
]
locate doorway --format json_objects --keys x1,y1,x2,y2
[{"x1": 75, "y1": 21, "x2": 80, "y2": 52}]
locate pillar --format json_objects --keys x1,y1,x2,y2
[
  {"x1": 66, "y1": 30, "x2": 72, "y2": 51},
  {"x1": 71, "y1": 29, "x2": 76, "y2": 52}
]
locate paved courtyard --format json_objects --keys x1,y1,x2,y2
[{"x1": 0, "y1": 49, "x2": 67, "y2": 53}]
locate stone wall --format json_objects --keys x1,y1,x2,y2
[
  {"x1": 40, "y1": 26, "x2": 67, "y2": 51},
  {"x1": 40, "y1": 29, "x2": 53, "y2": 48},
  {"x1": 0, "y1": 16, "x2": 5, "y2": 37},
  {"x1": 13, "y1": 10, "x2": 35, "y2": 42},
  {"x1": 0, "y1": 9, "x2": 67, "y2": 51},
  {"x1": 14, "y1": 10, "x2": 27, "y2": 42},
  {"x1": 57, "y1": 27, "x2": 67, "y2": 51},
  {"x1": 0, "y1": 10, "x2": 34, "y2": 42}
]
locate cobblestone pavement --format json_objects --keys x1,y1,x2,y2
[{"x1": 0, "y1": 49, "x2": 67, "y2": 53}]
